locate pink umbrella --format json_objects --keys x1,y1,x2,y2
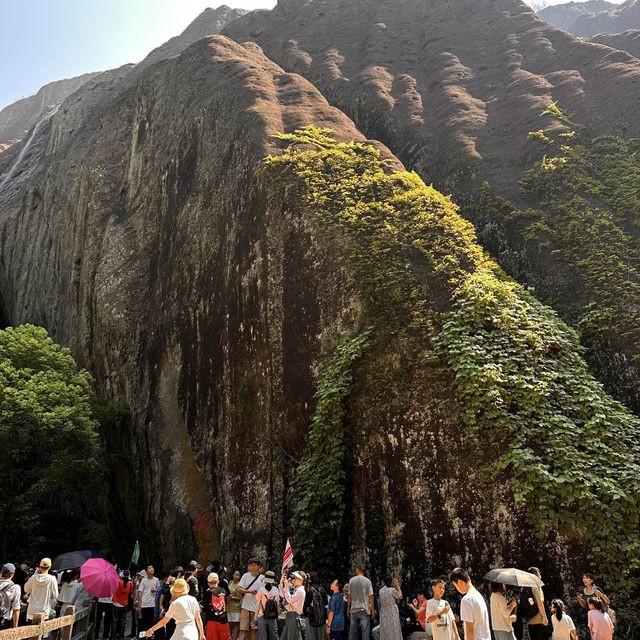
[{"x1": 80, "y1": 558, "x2": 119, "y2": 597}]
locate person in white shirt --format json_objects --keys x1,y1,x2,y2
[
  {"x1": 136, "y1": 565, "x2": 160, "y2": 633},
  {"x1": 489, "y1": 582, "x2": 517, "y2": 640},
  {"x1": 449, "y1": 568, "x2": 490, "y2": 640},
  {"x1": 425, "y1": 579, "x2": 459, "y2": 640},
  {"x1": 550, "y1": 600, "x2": 577, "y2": 640},
  {"x1": 238, "y1": 559, "x2": 264, "y2": 640},
  {"x1": 24, "y1": 557, "x2": 59, "y2": 622},
  {"x1": 144, "y1": 579, "x2": 205, "y2": 640},
  {"x1": 0, "y1": 563, "x2": 21, "y2": 629}
]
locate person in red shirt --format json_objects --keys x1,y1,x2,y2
[
  {"x1": 112, "y1": 572, "x2": 134, "y2": 640},
  {"x1": 408, "y1": 590, "x2": 428, "y2": 630}
]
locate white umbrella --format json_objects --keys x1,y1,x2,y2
[{"x1": 483, "y1": 568, "x2": 544, "y2": 588}]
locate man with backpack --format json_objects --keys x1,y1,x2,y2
[
  {"x1": 304, "y1": 572, "x2": 328, "y2": 640},
  {"x1": 519, "y1": 568, "x2": 548, "y2": 640},
  {"x1": 0, "y1": 563, "x2": 21, "y2": 629},
  {"x1": 255, "y1": 571, "x2": 279, "y2": 640}
]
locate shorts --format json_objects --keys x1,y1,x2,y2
[
  {"x1": 227, "y1": 612, "x2": 241, "y2": 623},
  {"x1": 240, "y1": 609, "x2": 257, "y2": 631},
  {"x1": 207, "y1": 620, "x2": 231, "y2": 640}
]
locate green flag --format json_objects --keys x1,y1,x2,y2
[{"x1": 130, "y1": 540, "x2": 140, "y2": 567}]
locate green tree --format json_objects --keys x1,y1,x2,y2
[{"x1": 0, "y1": 324, "x2": 100, "y2": 558}]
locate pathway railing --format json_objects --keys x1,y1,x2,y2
[{"x1": 0, "y1": 605, "x2": 94, "y2": 640}]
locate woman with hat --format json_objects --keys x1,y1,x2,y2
[
  {"x1": 255, "y1": 571, "x2": 279, "y2": 640},
  {"x1": 145, "y1": 578, "x2": 205, "y2": 640},
  {"x1": 279, "y1": 572, "x2": 306, "y2": 640}
]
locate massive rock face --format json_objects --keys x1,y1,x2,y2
[
  {"x1": 0, "y1": 72, "x2": 99, "y2": 150},
  {"x1": 1, "y1": 0, "x2": 639, "y2": 600},
  {"x1": 0, "y1": 35, "x2": 387, "y2": 566},
  {"x1": 540, "y1": 0, "x2": 640, "y2": 36},
  {"x1": 0, "y1": 29, "x2": 618, "y2": 589}
]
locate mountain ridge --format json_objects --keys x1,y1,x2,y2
[{"x1": 538, "y1": 0, "x2": 640, "y2": 35}]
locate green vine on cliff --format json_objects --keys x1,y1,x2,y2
[
  {"x1": 433, "y1": 272, "x2": 640, "y2": 598},
  {"x1": 262, "y1": 126, "x2": 640, "y2": 603},
  {"x1": 290, "y1": 330, "x2": 370, "y2": 578},
  {"x1": 469, "y1": 105, "x2": 640, "y2": 413}
]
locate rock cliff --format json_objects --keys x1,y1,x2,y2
[
  {"x1": 1, "y1": 1, "x2": 639, "y2": 601},
  {"x1": 225, "y1": 0, "x2": 640, "y2": 196},
  {"x1": 0, "y1": 72, "x2": 99, "y2": 149}
]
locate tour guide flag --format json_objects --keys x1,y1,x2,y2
[
  {"x1": 282, "y1": 539, "x2": 294, "y2": 575},
  {"x1": 130, "y1": 540, "x2": 140, "y2": 567}
]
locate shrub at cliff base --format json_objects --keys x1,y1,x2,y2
[
  {"x1": 0, "y1": 324, "x2": 101, "y2": 558},
  {"x1": 262, "y1": 127, "x2": 640, "y2": 612}
]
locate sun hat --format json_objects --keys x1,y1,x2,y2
[
  {"x1": 291, "y1": 571, "x2": 306, "y2": 582},
  {"x1": 207, "y1": 572, "x2": 219, "y2": 584},
  {"x1": 264, "y1": 571, "x2": 276, "y2": 584},
  {"x1": 170, "y1": 578, "x2": 189, "y2": 597}
]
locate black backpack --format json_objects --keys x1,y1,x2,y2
[
  {"x1": 518, "y1": 587, "x2": 539, "y2": 620},
  {"x1": 308, "y1": 588, "x2": 327, "y2": 627},
  {"x1": 263, "y1": 596, "x2": 278, "y2": 620}
]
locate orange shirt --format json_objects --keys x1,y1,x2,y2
[{"x1": 112, "y1": 580, "x2": 133, "y2": 607}]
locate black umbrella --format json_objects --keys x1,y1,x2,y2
[{"x1": 52, "y1": 551, "x2": 88, "y2": 571}]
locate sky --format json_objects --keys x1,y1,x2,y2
[
  {"x1": 0, "y1": 0, "x2": 627, "y2": 111},
  {"x1": 0, "y1": 0, "x2": 277, "y2": 110}
]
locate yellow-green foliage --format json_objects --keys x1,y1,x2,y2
[
  {"x1": 472, "y1": 107, "x2": 640, "y2": 416},
  {"x1": 262, "y1": 127, "x2": 640, "y2": 600},
  {"x1": 520, "y1": 132, "x2": 640, "y2": 353}
]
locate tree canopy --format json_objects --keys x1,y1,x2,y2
[{"x1": 0, "y1": 324, "x2": 101, "y2": 558}]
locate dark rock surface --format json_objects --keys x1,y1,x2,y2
[
  {"x1": 1, "y1": 1, "x2": 638, "y2": 591},
  {"x1": 0, "y1": 34, "x2": 386, "y2": 565},
  {"x1": 0, "y1": 72, "x2": 99, "y2": 149},
  {"x1": 0, "y1": 32, "x2": 582, "y2": 586}
]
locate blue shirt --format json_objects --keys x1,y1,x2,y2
[{"x1": 329, "y1": 593, "x2": 345, "y2": 631}]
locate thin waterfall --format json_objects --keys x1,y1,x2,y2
[{"x1": 0, "y1": 104, "x2": 60, "y2": 189}]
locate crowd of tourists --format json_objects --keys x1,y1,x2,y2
[{"x1": 0, "y1": 558, "x2": 616, "y2": 640}]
